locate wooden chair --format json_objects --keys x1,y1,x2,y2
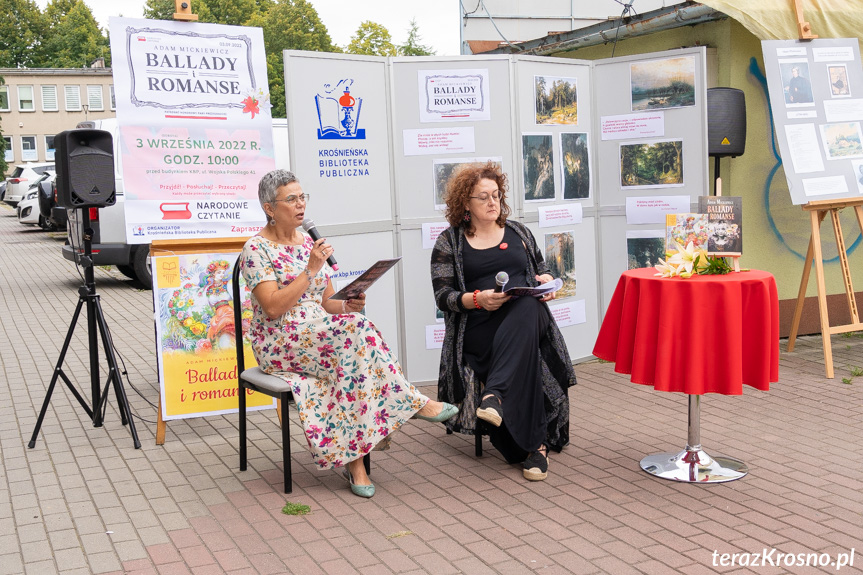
[{"x1": 231, "y1": 255, "x2": 369, "y2": 494}]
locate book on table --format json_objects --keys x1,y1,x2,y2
[
  {"x1": 697, "y1": 196, "x2": 742, "y2": 256},
  {"x1": 665, "y1": 212, "x2": 709, "y2": 254}
]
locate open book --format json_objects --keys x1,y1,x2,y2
[
  {"x1": 504, "y1": 278, "x2": 563, "y2": 298},
  {"x1": 329, "y1": 258, "x2": 402, "y2": 301}
]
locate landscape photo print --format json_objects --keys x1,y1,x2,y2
[
  {"x1": 620, "y1": 139, "x2": 684, "y2": 188},
  {"x1": 630, "y1": 56, "x2": 696, "y2": 112}
]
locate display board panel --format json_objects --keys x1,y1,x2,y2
[
  {"x1": 762, "y1": 38, "x2": 863, "y2": 205},
  {"x1": 513, "y1": 56, "x2": 595, "y2": 212},
  {"x1": 390, "y1": 56, "x2": 516, "y2": 222},
  {"x1": 324, "y1": 229, "x2": 401, "y2": 359},
  {"x1": 593, "y1": 47, "x2": 709, "y2": 208},
  {"x1": 283, "y1": 51, "x2": 394, "y2": 227},
  {"x1": 524, "y1": 218, "x2": 600, "y2": 362}
]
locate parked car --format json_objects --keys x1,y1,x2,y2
[
  {"x1": 36, "y1": 176, "x2": 66, "y2": 230},
  {"x1": 18, "y1": 172, "x2": 60, "y2": 230},
  {"x1": 0, "y1": 180, "x2": 6, "y2": 201},
  {"x1": 3, "y1": 162, "x2": 55, "y2": 207}
]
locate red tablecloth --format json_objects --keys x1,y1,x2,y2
[{"x1": 593, "y1": 268, "x2": 779, "y2": 394}]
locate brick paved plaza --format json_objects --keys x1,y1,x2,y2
[{"x1": 1, "y1": 204, "x2": 861, "y2": 574}]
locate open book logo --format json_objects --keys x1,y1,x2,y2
[{"x1": 315, "y1": 79, "x2": 366, "y2": 140}]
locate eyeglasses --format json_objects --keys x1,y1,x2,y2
[
  {"x1": 273, "y1": 193, "x2": 310, "y2": 206},
  {"x1": 469, "y1": 190, "x2": 502, "y2": 202}
]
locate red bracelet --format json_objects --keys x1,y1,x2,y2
[{"x1": 473, "y1": 290, "x2": 482, "y2": 309}]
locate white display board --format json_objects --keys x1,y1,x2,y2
[
  {"x1": 593, "y1": 47, "x2": 709, "y2": 308},
  {"x1": 762, "y1": 38, "x2": 863, "y2": 205},
  {"x1": 281, "y1": 48, "x2": 710, "y2": 385},
  {"x1": 513, "y1": 56, "x2": 596, "y2": 212},
  {"x1": 390, "y1": 56, "x2": 516, "y2": 222},
  {"x1": 283, "y1": 51, "x2": 394, "y2": 227}
]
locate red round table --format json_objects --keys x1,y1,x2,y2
[{"x1": 593, "y1": 268, "x2": 779, "y2": 482}]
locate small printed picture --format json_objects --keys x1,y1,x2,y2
[
  {"x1": 828, "y1": 64, "x2": 851, "y2": 97},
  {"x1": 560, "y1": 132, "x2": 590, "y2": 200},
  {"x1": 435, "y1": 305, "x2": 444, "y2": 323},
  {"x1": 432, "y1": 157, "x2": 502, "y2": 209},
  {"x1": 535, "y1": 75, "x2": 578, "y2": 125},
  {"x1": 619, "y1": 139, "x2": 684, "y2": 188},
  {"x1": 522, "y1": 134, "x2": 555, "y2": 201},
  {"x1": 630, "y1": 56, "x2": 696, "y2": 111},
  {"x1": 851, "y1": 159, "x2": 863, "y2": 193},
  {"x1": 544, "y1": 231, "x2": 576, "y2": 299},
  {"x1": 625, "y1": 230, "x2": 665, "y2": 270},
  {"x1": 779, "y1": 60, "x2": 814, "y2": 106},
  {"x1": 819, "y1": 122, "x2": 863, "y2": 160}
]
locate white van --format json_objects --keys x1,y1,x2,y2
[{"x1": 62, "y1": 118, "x2": 290, "y2": 287}]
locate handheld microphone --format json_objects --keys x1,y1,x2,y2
[
  {"x1": 301, "y1": 218, "x2": 339, "y2": 271},
  {"x1": 494, "y1": 271, "x2": 509, "y2": 293}
]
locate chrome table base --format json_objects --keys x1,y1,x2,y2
[{"x1": 639, "y1": 394, "x2": 748, "y2": 483}]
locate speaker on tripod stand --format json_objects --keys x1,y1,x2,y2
[
  {"x1": 707, "y1": 87, "x2": 747, "y2": 195},
  {"x1": 29, "y1": 128, "x2": 140, "y2": 450}
]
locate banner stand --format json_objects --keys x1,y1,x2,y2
[
  {"x1": 151, "y1": 237, "x2": 250, "y2": 445},
  {"x1": 786, "y1": 199, "x2": 863, "y2": 378}
]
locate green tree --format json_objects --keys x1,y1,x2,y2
[
  {"x1": 202, "y1": 0, "x2": 259, "y2": 26},
  {"x1": 41, "y1": 1, "x2": 110, "y2": 68},
  {"x1": 346, "y1": 21, "x2": 396, "y2": 57},
  {"x1": 398, "y1": 19, "x2": 434, "y2": 56},
  {"x1": 45, "y1": 0, "x2": 77, "y2": 27},
  {"x1": 0, "y1": 0, "x2": 47, "y2": 67},
  {"x1": 247, "y1": 0, "x2": 339, "y2": 118}
]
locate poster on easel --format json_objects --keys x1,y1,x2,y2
[
  {"x1": 762, "y1": 38, "x2": 863, "y2": 204},
  {"x1": 152, "y1": 250, "x2": 275, "y2": 421},
  {"x1": 109, "y1": 17, "x2": 275, "y2": 243}
]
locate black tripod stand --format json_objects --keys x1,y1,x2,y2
[{"x1": 29, "y1": 208, "x2": 141, "y2": 449}]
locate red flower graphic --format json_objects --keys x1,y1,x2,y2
[{"x1": 242, "y1": 95, "x2": 260, "y2": 118}]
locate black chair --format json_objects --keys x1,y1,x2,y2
[{"x1": 232, "y1": 255, "x2": 369, "y2": 494}]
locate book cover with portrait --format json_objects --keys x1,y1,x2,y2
[{"x1": 697, "y1": 196, "x2": 743, "y2": 255}]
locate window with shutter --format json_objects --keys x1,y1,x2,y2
[
  {"x1": 65, "y1": 85, "x2": 81, "y2": 111},
  {"x1": 42, "y1": 85, "x2": 58, "y2": 111},
  {"x1": 87, "y1": 85, "x2": 104, "y2": 111}
]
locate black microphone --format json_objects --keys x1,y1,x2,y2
[
  {"x1": 494, "y1": 271, "x2": 509, "y2": 293},
  {"x1": 301, "y1": 219, "x2": 339, "y2": 271}
]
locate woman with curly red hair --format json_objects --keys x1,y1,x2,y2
[{"x1": 431, "y1": 162, "x2": 576, "y2": 481}]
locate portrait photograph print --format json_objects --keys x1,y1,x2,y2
[
  {"x1": 630, "y1": 56, "x2": 696, "y2": 112},
  {"x1": 779, "y1": 59, "x2": 814, "y2": 106},
  {"x1": 619, "y1": 139, "x2": 684, "y2": 189},
  {"x1": 560, "y1": 132, "x2": 590, "y2": 200},
  {"x1": 432, "y1": 157, "x2": 502, "y2": 209},
  {"x1": 522, "y1": 134, "x2": 555, "y2": 201},
  {"x1": 819, "y1": 122, "x2": 863, "y2": 160},
  {"x1": 544, "y1": 231, "x2": 576, "y2": 298},
  {"x1": 535, "y1": 75, "x2": 578, "y2": 125},
  {"x1": 852, "y1": 159, "x2": 863, "y2": 193},
  {"x1": 625, "y1": 230, "x2": 666, "y2": 270},
  {"x1": 828, "y1": 64, "x2": 851, "y2": 98}
]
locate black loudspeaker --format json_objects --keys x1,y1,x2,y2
[
  {"x1": 707, "y1": 87, "x2": 746, "y2": 158},
  {"x1": 55, "y1": 129, "x2": 116, "y2": 208}
]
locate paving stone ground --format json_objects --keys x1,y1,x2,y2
[{"x1": 1, "y1": 203, "x2": 862, "y2": 574}]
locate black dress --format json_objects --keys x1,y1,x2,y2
[{"x1": 462, "y1": 226, "x2": 550, "y2": 462}]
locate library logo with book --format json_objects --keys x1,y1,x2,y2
[{"x1": 315, "y1": 79, "x2": 366, "y2": 140}]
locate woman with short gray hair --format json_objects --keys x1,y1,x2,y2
[{"x1": 240, "y1": 169, "x2": 458, "y2": 498}]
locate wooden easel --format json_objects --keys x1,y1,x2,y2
[
  {"x1": 792, "y1": 0, "x2": 818, "y2": 40},
  {"x1": 786, "y1": 199, "x2": 863, "y2": 378},
  {"x1": 149, "y1": 237, "x2": 279, "y2": 445}
]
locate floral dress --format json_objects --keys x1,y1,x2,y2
[{"x1": 241, "y1": 235, "x2": 428, "y2": 469}]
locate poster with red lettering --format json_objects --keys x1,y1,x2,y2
[{"x1": 109, "y1": 17, "x2": 275, "y2": 243}]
